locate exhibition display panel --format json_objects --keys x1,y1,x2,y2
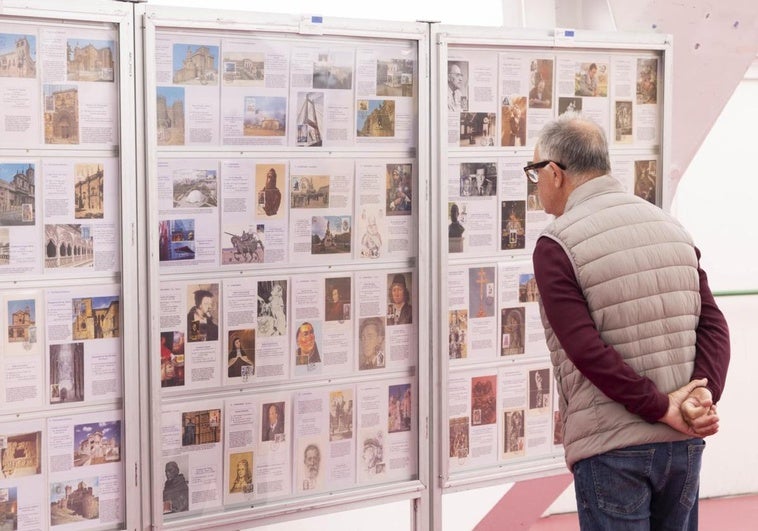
[{"x1": 140, "y1": 5, "x2": 430, "y2": 529}]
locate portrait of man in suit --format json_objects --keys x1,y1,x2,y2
[{"x1": 262, "y1": 402, "x2": 285, "y2": 442}]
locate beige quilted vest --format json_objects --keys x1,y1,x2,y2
[{"x1": 538, "y1": 175, "x2": 701, "y2": 469}]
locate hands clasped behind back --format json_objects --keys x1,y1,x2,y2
[{"x1": 661, "y1": 378, "x2": 719, "y2": 437}]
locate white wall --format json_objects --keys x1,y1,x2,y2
[
  {"x1": 671, "y1": 60, "x2": 758, "y2": 293},
  {"x1": 246, "y1": 500, "x2": 411, "y2": 531}
]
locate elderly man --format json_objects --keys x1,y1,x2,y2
[
  {"x1": 447, "y1": 62, "x2": 466, "y2": 112},
  {"x1": 302, "y1": 444, "x2": 321, "y2": 490},
  {"x1": 529, "y1": 112, "x2": 729, "y2": 530}
]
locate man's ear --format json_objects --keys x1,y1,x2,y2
[{"x1": 550, "y1": 163, "x2": 564, "y2": 187}]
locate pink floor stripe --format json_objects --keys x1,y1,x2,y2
[{"x1": 474, "y1": 473, "x2": 574, "y2": 531}]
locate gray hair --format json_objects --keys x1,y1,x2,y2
[{"x1": 535, "y1": 112, "x2": 611, "y2": 179}]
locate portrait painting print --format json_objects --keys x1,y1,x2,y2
[
  {"x1": 186, "y1": 283, "x2": 219, "y2": 343},
  {"x1": 324, "y1": 277, "x2": 351, "y2": 323},
  {"x1": 229, "y1": 451, "x2": 254, "y2": 494},
  {"x1": 261, "y1": 401, "x2": 285, "y2": 443},
  {"x1": 227, "y1": 329, "x2": 254, "y2": 380}
]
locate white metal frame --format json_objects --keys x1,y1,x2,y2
[
  {"x1": 137, "y1": 5, "x2": 431, "y2": 529},
  {"x1": 0, "y1": 0, "x2": 140, "y2": 528},
  {"x1": 430, "y1": 22, "x2": 673, "y2": 530}
]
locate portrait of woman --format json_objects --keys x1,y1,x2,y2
[
  {"x1": 228, "y1": 331, "x2": 254, "y2": 378},
  {"x1": 229, "y1": 455, "x2": 253, "y2": 494}
]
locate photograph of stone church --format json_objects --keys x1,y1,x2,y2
[
  {"x1": 172, "y1": 43, "x2": 218, "y2": 85},
  {"x1": 44, "y1": 85, "x2": 79, "y2": 144},
  {"x1": 74, "y1": 163, "x2": 104, "y2": 219},
  {"x1": 0, "y1": 33, "x2": 36, "y2": 78},
  {"x1": 0, "y1": 163, "x2": 36, "y2": 226},
  {"x1": 7, "y1": 298, "x2": 36, "y2": 344},
  {"x1": 67, "y1": 38, "x2": 115, "y2": 82},
  {"x1": 72, "y1": 295, "x2": 120, "y2": 340}
]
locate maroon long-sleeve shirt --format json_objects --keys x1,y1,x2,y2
[{"x1": 533, "y1": 237, "x2": 730, "y2": 423}]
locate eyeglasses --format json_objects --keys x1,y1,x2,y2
[{"x1": 523, "y1": 160, "x2": 566, "y2": 183}]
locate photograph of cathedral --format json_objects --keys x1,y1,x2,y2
[
  {"x1": 172, "y1": 43, "x2": 218, "y2": 85},
  {"x1": 7, "y1": 298, "x2": 36, "y2": 344},
  {"x1": 0, "y1": 33, "x2": 36, "y2": 78},
  {"x1": 72, "y1": 295, "x2": 120, "y2": 340},
  {"x1": 0, "y1": 163, "x2": 36, "y2": 226},
  {"x1": 518, "y1": 273, "x2": 540, "y2": 303},
  {"x1": 67, "y1": 38, "x2": 115, "y2": 82},
  {"x1": 74, "y1": 163, "x2": 104, "y2": 219},
  {"x1": 44, "y1": 85, "x2": 79, "y2": 144}
]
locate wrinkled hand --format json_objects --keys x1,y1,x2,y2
[
  {"x1": 659, "y1": 378, "x2": 717, "y2": 437},
  {"x1": 681, "y1": 385, "x2": 719, "y2": 437}
]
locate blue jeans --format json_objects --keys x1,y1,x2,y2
[{"x1": 572, "y1": 439, "x2": 705, "y2": 531}]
